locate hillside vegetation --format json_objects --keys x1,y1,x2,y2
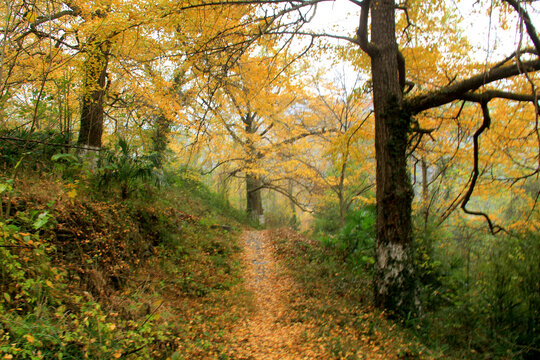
[
  {"x1": 0, "y1": 130, "x2": 539, "y2": 360},
  {"x1": 0, "y1": 142, "x2": 253, "y2": 359}
]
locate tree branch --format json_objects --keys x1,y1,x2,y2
[
  {"x1": 460, "y1": 102, "x2": 504, "y2": 235},
  {"x1": 397, "y1": 49, "x2": 406, "y2": 92},
  {"x1": 493, "y1": 47, "x2": 537, "y2": 69},
  {"x1": 405, "y1": 59, "x2": 540, "y2": 114},
  {"x1": 270, "y1": 128, "x2": 334, "y2": 149},
  {"x1": 32, "y1": 9, "x2": 79, "y2": 27},
  {"x1": 200, "y1": 158, "x2": 245, "y2": 175},
  {"x1": 459, "y1": 89, "x2": 540, "y2": 103},
  {"x1": 356, "y1": 0, "x2": 377, "y2": 56},
  {"x1": 503, "y1": 0, "x2": 540, "y2": 55},
  {"x1": 263, "y1": 183, "x2": 314, "y2": 213},
  {"x1": 0, "y1": 136, "x2": 99, "y2": 152}
]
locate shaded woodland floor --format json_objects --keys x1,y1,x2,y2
[
  {"x1": 0, "y1": 172, "x2": 432, "y2": 359},
  {"x1": 2, "y1": 171, "x2": 534, "y2": 359}
]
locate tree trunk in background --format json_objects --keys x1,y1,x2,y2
[
  {"x1": 244, "y1": 112, "x2": 264, "y2": 224},
  {"x1": 288, "y1": 179, "x2": 298, "y2": 228},
  {"x1": 421, "y1": 157, "x2": 430, "y2": 228},
  {"x1": 246, "y1": 174, "x2": 264, "y2": 223},
  {"x1": 370, "y1": 0, "x2": 417, "y2": 316},
  {"x1": 338, "y1": 161, "x2": 348, "y2": 227},
  {"x1": 77, "y1": 39, "x2": 110, "y2": 148},
  {"x1": 152, "y1": 114, "x2": 172, "y2": 168}
]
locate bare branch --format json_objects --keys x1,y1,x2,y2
[
  {"x1": 0, "y1": 136, "x2": 99, "y2": 152},
  {"x1": 493, "y1": 47, "x2": 537, "y2": 69},
  {"x1": 266, "y1": 30, "x2": 357, "y2": 43},
  {"x1": 200, "y1": 158, "x2": 245, "y2": 175},
  {"x1": 270, "y1": 128, "x2": 335, "y2": 148},
  {"x1": 406, "y1": 59, "x2": 540, "y2": 114},
  {"x1": 503, "y1": 0, "x2": 540, "y2": 54},
  {"x1": 460, "y1": 102, "x2": 505, "y2": 235},
  {"x1": 459, "y1": 89, "x2": 540, "y2": 103},
  {"x1": 32, "y1": 9, "x2": 79, "y2": 27},
  {"x1": 262, "y1": 183, "x2": 314, "y2": 212}
]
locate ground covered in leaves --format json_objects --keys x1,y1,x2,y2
[
  {"x1": 1, "y1": 173, "x2": 441, "y2": 359},
  {"x1": 225, "y1": 231, "x2": 326, "y2": 359},
  {"x1": 0, "y1": 173, "x2": 250, "y2": 359},
  {"x1": 225, "y1": 229, "x2": 437, "y2": 360}
]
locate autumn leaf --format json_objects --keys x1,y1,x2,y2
[
  {"x1": 67, "y1": 189, "x2": 77, "y2": 198},
  {"x1": 25, "y1": 11, "x2": 37, "y2": 23},
  {"x1": 24, "y1": 334, "x2": 35, "y2": 344}
]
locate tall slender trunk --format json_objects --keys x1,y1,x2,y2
[
  {"x1": 288, "y1": 179, "x2": 298, "y2": 228},
  {"x1": 370, "y1": 0, "x2": 417, "y2": 315},
  {"x1": 421, "y1": 157, "x2": 430, "y2": 228},
  {"x1": 338, "y1": 161, "x2": 348, "y2": 226},
  {"x1": 77, "y1": 39, "x2": 110, "y2": 148}
]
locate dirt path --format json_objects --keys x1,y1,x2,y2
[{"x1": 226, "y1": 230, "x2": 326, "y2": 359}]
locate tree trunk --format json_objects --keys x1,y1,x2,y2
[
  {"x1": 288, "y1": 179, "x2": 298, "y2": 228},
  {"x1": 370, "y1": 0, "x2": 417, "y2": 316},
  {"x1": 77, "y1": 39, "x2": 110, "y2": 148},
  {"x1": 152, "y1": 114, "x2": 171, "y2": 168},
  {"x1": 246, "y1": 173, "x2": 264, "y2": 223},
  {"x1": 244, "y1": 112, "x2": 264, "y2": 224},
  {"x1": 338, "y1": 161, "x2": 348, "y2": 227},
  {"x1": 421, "y1": 157, "x2": 430, "y2": 228}
]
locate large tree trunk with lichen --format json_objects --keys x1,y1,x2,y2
[
  {"x1": 353, "y1": 0, "x2": 540, "y2": 316},
  {"x1": 77, "y1": 39, "x2": 110, "y2": 148},
  {"x1": 370, "y1": 0, "x2": 417, "y2": 316}
]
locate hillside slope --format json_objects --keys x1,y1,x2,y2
[{"x1": 0, "y1": 171, "x2": 250, "y2": 359}]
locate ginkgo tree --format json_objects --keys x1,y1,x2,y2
[
  {"x1": 304, "y1": 72, "x2": 375, "y2": 226},
  {"x1": 194, "y1": 52, "x2": 328, "y2": 222},
  {"x1": 0, "y1": 0, "x2": 79, "y2": 132},
  {"x1": 1, "y1": 0, "x2": 263, "y2": 149},
  {"x1": 351, "y1": 0, "x2": 540, "y2": 314}
]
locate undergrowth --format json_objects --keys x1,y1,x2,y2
[
  {"x1": 0, "y1": 162, "x2": 250, "y2": 359},
  {"x1": 269, "y1": 228, "x2": 441, "y2": 359}
]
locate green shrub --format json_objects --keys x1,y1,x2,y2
[
  {"x1": 318, "y1": 206, "x2": 376, "y2": 272},
  {"x1": 0, "y1": 129, "x2": 70, "y2": 170},
  {"x1": 0, "y1": 212, "x2": 165, "y2": 359},
  {"x1": 92, "y1": 138, "x2": 163, "y2": 199},
  {"x1": 312, "y1": 200, "x2": 342, "y2": 234},
  {"x1": 172, "y1": 166, "x2": 251, "y2": 225},
  {"x1": 410, "y1": 223, "x2": 540, "y2": 359},
  {"x1": 51, "y1": 153, "x2": 83, "y2": 180},
  {"x1": 482, "y1": 231, "x2": 540, "y2": 357}
]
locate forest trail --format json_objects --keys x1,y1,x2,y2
[{"x1": 226, "y1": 230, "x2": 327, "y2": 359}]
